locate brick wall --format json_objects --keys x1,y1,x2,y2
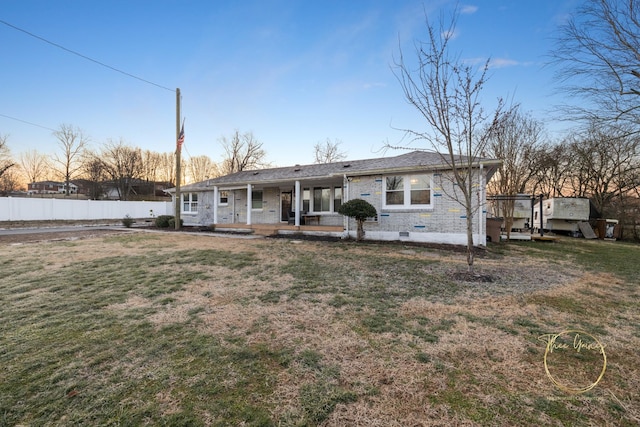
[{"x1": 345, "y1": 170, "x2": 487, "y2": 245}]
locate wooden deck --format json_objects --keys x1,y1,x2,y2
[{"x1": 213, "y1": 223, "x2": 344, "y2": 236}]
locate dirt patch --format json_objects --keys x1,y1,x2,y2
[{"x1": 0, "y1": 229, "x2": 132, "y2": 245}]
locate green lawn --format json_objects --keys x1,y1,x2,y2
[{"x1": 0, "y1": 232, "x2": 638, "y2": 426}]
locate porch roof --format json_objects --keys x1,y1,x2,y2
[{"x1": 172, "y1": 151, "x2": 500, "y2": 192}]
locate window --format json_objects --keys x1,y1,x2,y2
[
  {"x1": 334, "y1": 187, "x2": 342, "y2": 211},
  {"x1": 302, "y1": 188, "x2": 310, "y2": 212},
  {"x1": 313, "y1": 187, "x2": 331, "y2": 212},
  {"x1": 251, "y1": 190, "x2": 263, "y2": 209},
  {"x1": 384, "y1": 174, "x2": 431, "y2": 208},
  {"x1": 182, "y1": 193, "x2": 198, "y2": 213},
  {"x1": 304, "y1": 186, "x2": 342, "y2": 213},
  {"x1": 219, "y1": 190, "x2": 229, "y2": 205},
  {"x1": 410, "y1": 175, "x2": 431, "y2": 205},
  {"x1": 385, "y1": 176, "x2": 404, "y2": 205}
]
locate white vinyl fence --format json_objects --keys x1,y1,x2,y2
[{"x1": 0, "y1": 197, "x2": 172, "y2": 222}]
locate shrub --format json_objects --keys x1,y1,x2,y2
[
  {"x1": 121, "y1": 215, "x2": 134, "y2": 228},
  {"x1": 337, "y1": 198, "x2": 377, "y2": 241},
  {"x1": 155, "y1": 215, "x2": 174, "y2": 228}
]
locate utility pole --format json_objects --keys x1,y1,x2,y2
[{"x1": 174, "y1": 88, "x2": 182, "y2": 230}]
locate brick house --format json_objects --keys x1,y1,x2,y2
[
  {"x1": 168, "y1": 151, "x2": 500, "y2": 246},
  {"x1": 27, "y1": 180, "x2": 79, "y2": 195}
]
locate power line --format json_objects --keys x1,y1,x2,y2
[
  {"x1": 0, "y1": 19, "x2": 175, "y2": 93},
  {"x1": 0, "y1": 113, "x2": 56, "y2": 132}
]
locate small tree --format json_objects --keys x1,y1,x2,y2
[
  {"x1": 337, "y1": 199, "x2": 377, "y2": 241},
  {"x1": 392, "y1": 10, "x2": 504, "y2": 273}
]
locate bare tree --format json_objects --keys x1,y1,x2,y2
[
  {"x1": 526, "y1": 142, "x2": 573, "y2": 198},
  {"x1": 566, "y1": 122, "x2": 640, "y2": 217},
  {"x1": 100, "y1": 139, "x2": 144, "y2": 201},
  {"x1": 486, "y1": 106, "x2": 545, "y2": 238},
  {"x1": 141, "y1": 150, "x2": 162, "y2": 183},
  {"x1": 219, "y1": 130, "x2": 269, "y2": 174},
  {"x1": 80, "y1": 151, "x2": 107, "y2": 199},
  {"x1": 392, "y1": 11, "x2": 504, "y2": 273},
  {"x1": 313, "y1": 138, "x2": 347, "y2": 163},
  {"x1": 156, "y1": 152, "x2": 176, "y2": 186},
  {"x1": 51, "y1": 124, "x2": 89, "y2": 195},
  {"x1": 551, "y1": 0, "x2": 640, "y2": 129},
  {"x1": 187, "y1": 155, "x2": 220, "y2": 183},
  {"x1": 0, "y1": 134, "x2": 15, "y2": 182},
  {"x1": 19, "y1": 150, "x2": 49, "y2": 184},
  {"x1": 0, "y1": 167, "x2": 20, "y2": 195}
]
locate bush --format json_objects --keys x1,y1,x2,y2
[
  {"x1": 121, "y1": 215, "x2": 134, "y2": 228},
  {"x1": 155, "y1": 215, "x2": 174, "y2": 228},
  {"x1": 337, "y1": 199, "x2": 377, "y2": 241}
]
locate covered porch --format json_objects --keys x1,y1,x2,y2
[{"x1": 209, "y1": 176, "x2": 345, "y2": 228}]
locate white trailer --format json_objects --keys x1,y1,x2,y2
[
  {"x1": 533, "y1": 197, "x2": 590, "y2": 233},
  {"x1": 488, "y1": 195, "x2": 532, "y2": 230}
]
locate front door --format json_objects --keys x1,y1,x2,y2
[{"x1": 281, "y1": 191, "x2": 292, "y2": 222}]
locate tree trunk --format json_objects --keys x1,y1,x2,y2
[
  {"x1": 466, "y1": 204, "x2": 475, "y2": 274},
  {"x1": 356, "y1": 219, "x2": 365, "y2": 241}
]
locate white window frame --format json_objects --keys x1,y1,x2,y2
[
  {"x1": 382, "y1": 174, "x2": 433, "y2": 209},
  {"x1": 306, "y1": 186, "x2": 343, "y2": 214},
  {"x1": 182, "y1": 192, "x2": 198, "y2": 214},
  {"x1": 251, "y1": 190, "x2": 263, "y2": 210}
]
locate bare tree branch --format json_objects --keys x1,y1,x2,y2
[
  {"x1": 551, "y1": 0, "x2": 640, "y2": 129},
  {"x1": 0, "y1": 134, "x2": 16, "y2": 183},
  {"x1": 19, "y1": 150, "x2": 49, "y2": 184},
  {"x1": 219, "y1": 130, "x2": 269, "y2": 174},
  {"x1": 99, "y1": 139, "x2": 144, "y2": 201},
  {"x1": 51, "y1": 124, "x2": 89, "y2": 195},
  {"x1": 313, "y1": 138, "x2": 347, "y2": 163},
  {"x1": 486, "y1": 106, "x2": 546, "y2": 238}
]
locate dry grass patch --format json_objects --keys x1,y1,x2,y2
[{"x1": 0, "y1": 232, "x2": 638, "y2": 425}]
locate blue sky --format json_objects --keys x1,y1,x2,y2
[{"x1": 1, "y1": 0, "x2": 581, "y2": 168}]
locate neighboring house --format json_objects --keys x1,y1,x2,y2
[
  {"x1": 102, "y1": 179, "x2": 172, "y2": 200},
  {"x1": 167, "y1": 151, "x2": 500, "y2": 246},
  {"x1": 27, "y1": 180, "x2": 78, "y2": 195}
]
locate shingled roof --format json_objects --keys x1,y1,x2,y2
[{"x1": 176, "y1": 150, "x2": 498, "y2": 191}]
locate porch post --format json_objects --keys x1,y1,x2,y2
[
  {"x1": 213, "y1": 186, "x2": 219, "y2": 225},
  {"x1": 246, "y1": 184, "x2": 252, "y2": 225},
  {"x1": 294, "y1": 180, "x2": 301, "y2": 226}
]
